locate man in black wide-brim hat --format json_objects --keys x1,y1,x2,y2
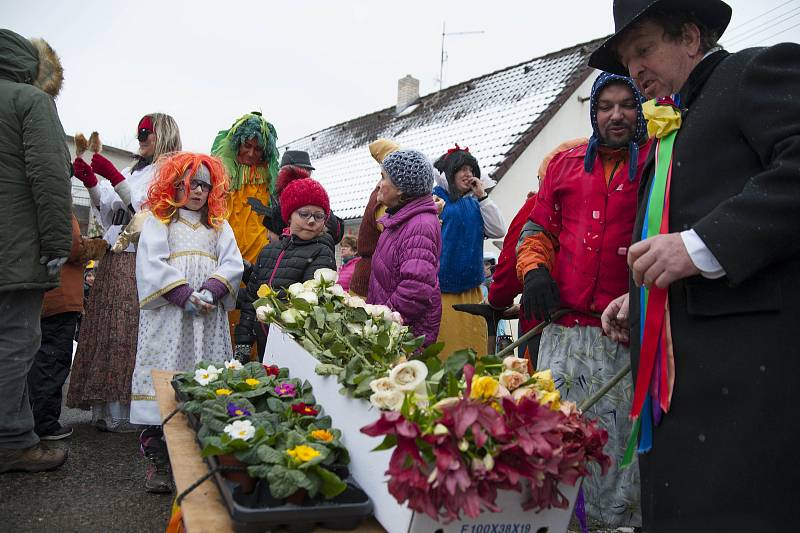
[{"x1": 595, "y1": 1, "x2": 800, "y2": 532}]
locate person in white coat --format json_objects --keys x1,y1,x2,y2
[
  {"x1": 131, "y1": 152, "x2": 243, "y2": 492},
  {"x1": 67, "y1": 113, "x2": 181, "y2": 432}
]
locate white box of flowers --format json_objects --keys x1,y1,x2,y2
[{"x1": 256, "y1": 270, "x2": 611, "y2": 533}]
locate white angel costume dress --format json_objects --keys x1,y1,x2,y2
[{"x1": 131, "y1": 209, "x2": 244, "y2": 425}]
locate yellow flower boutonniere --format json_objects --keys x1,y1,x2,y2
[{"x1": 642, "y1": 97, "x2": 682, "y2": 139}]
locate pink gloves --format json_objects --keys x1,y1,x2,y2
[
  {"x1": 73, "y1": 157, "x2": 98, "y2": 188},
  {"x1": 91, "y1": 153, "x2": 126, "y2": 187}
]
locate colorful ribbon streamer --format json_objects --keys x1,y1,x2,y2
[{"x1": 621, "y1": 115, "x2": 678, "y2": 468}]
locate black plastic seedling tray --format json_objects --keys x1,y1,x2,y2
[{"x1": 171, "y1": 380, "x2": 374, "y2": 532}]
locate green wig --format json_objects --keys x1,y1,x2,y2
[{"x1": 211, "y1": 111, "x2": 279, "y2": 193}]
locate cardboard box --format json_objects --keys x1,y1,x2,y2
[{"x1": 264, "y1": 325, "x2": 578, "y2": 533}]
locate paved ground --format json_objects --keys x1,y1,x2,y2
[{"x1": 0, "y1": 401, "x2": 172, "y2": 533}]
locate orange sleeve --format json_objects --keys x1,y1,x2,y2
[{"x1": 516, "y1": 232, "x2": 556, "y2": 282}]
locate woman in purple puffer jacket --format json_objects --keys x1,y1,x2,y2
[{"x1": 367, "y1": 149, "x2": 442, "y2": 345}]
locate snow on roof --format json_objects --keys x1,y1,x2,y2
[{"x1": 282, "y1": 37, "x2": 605, "y2": 220}]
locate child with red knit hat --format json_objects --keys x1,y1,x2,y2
[{"x1": 234, "y1": 167, "x2": 336, "y2": 360}]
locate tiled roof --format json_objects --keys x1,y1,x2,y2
[{"x1": 282, "y1": 37, "x2": 605, "y2": 220}]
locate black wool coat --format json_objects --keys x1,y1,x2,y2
[
  {"x1": 629, "y1": 45, "x2": 800, "y2": 533},
  {"x1": 235, "y1": 232, "x2": 336, "y2": 350}
]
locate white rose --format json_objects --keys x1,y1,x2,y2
[
  {"x1": 390, "y1": 311, "x2": 404, "y2": 324},
  {"x1": 302, "y1": 278, "x2": 320, "y2": 290},
  {"x1": 314, "y1": 268, "x2": 338, "y2": 284},
  {"x1": 503, "y1": 356, "x2": 529, "y2": 374},
  {"x1": 280, "y1": 309, "x2": 303, "y2": 325},
  {"x1": 363, "y1": 304, "x2": 377, "y2": 316},
  {"x1": 389, "y1": 360, "x2": 428, "y2": 392},
  {"x1": 499, "y1": 370, "x2": 528, "y2": 392},
  {"x1": 287, "y1": 283, "x2": 305, "y2": 297},
  {"x1": 369, "y1": 377, "x2": 396, "y2": 393},
  {"x1": 224, "y1": 359, "x2": 243, "y2": 371},
  {"x1": 255, "y1": 304, "x2": 275, "y2": 322},
  {"x1": 345, "y1": 323, "x2": 362, "y2": 335},
  {"x1": 346, "y1": 295, "x2": 367, "y2": 308},
  {"x1": 295, "y1": 291, "x2": 319, "y2": 305},
  {"x1": 328, "y1": 284, "x2": 347, "y2": 298},
  {"x1": 370, "y1": 390, "x2": 405, "y2": 411},
  {"x1": 223, "y1": 419, "x2": 255, "y2": 441}
]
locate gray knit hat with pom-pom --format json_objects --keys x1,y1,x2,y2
[{"x1": 381, "y1": 149, "x2": 434, "y2": 198}]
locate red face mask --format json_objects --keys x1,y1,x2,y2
[{"x1": 137, "y1": 116, "x2": 154, "y2": 142}]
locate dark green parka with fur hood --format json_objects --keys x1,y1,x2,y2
[{"x1": 0, "y1": 29, "x2": 72, "y2": 292}]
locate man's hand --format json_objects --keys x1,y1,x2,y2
[
  {"x1": 521, "y1": 267, "x2": 560, "y2": 321},
  {"x1": 628, "y1": 233, "x2": 700, "y2": 289},
  {"x1": 601, "y1": 293, "x2": 630, "y2": 344}
]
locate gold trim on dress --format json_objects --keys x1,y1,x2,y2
[
  {"x1": 210, "y1": 274, "x2": 235, "y2": 297},
  {"x1": 131, "y1": 394, "x2": 157, "y2": 401},
  {"x1": 177, "y1": 217, "x2": 203, "y2": 230},
  {"x1": 168, "y1": 250, "x2": 218, "y2": 261},
  {"x1": 139, "y1": 279, "x2": 187, "y2": 308}
]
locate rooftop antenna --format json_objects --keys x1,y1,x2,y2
[{"x1": 439, "y1": 21, "x2": 484, "y2": 92}]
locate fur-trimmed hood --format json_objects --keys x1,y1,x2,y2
[{"x1": 0, "y1": 29, "x2": 63, "y2": 97}]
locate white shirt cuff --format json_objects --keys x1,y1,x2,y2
[{"x1": 680, "y1": 229, "x2": 726, "y2": 279}]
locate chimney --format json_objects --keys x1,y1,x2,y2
[{"x1": 396, "y1": 75, "x2": 419, "y2": 114}]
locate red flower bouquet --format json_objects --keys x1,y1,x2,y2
[{"x1": 360, "y1": 363, "x2": 610, "y2": 522}]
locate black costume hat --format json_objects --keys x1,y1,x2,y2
[
  {"x1": 280, "y1": 150, "x2": 315, "y2": 171},
  {"x1": 588, "y1": 0, "x2": 732, "y2": 76}
]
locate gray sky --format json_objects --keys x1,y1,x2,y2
[{"x1": 3, "y1": 0, "x2": 798, "y2": 153}]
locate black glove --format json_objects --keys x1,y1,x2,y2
[{"x1": 522, "y1": 267, "x2": 560, "y2": 322}]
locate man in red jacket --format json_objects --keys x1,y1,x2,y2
[
  {"x1": 487, "y1": 139, "x2": 588, "y2": 364},
  {"x1": 516, "y1": 72, "x2": 652, "y2": 528}
]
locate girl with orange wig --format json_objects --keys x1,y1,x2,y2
[{"x1": 130, "y1": 152, "x2": 243, "y2": 493}]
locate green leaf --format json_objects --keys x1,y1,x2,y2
[
  {"x1": 314, "y1": 307, "x2": 326, "y2": 329},
  {"x1": 256, "y1": 445, "x2": 284, "y2": 465},
  {"x1": 371, "y1": 434, "x2": 398, "y2": 452},
  {"x1": 266, "y1": 465, "x2": 297, "y2": 499},
  {"x1": 443, "y1": 348, "x2": 475, "y2": 377},
  {"x1": 377, "y1": 332, "x2": 389, "y2": 348},
  {"x1": 353, "y1": 376, "x2": 374, "y2": 397},
  {"x1": 313, "y1": 466, "x2": 347, "y2": 498},
  {"x1": 315, "y1": 363, "x2": 343, "y2": 376},
  {"x1": 421, "y1": 341, "x2": 445, "y2": 360},
  {"x1": 446, "y1": 371, "x2": 460, "y2": 398},
  {"x1": 266, "y1": 397, "x2": 285, "y2": 413}
]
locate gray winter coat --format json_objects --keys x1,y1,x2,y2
[{"x1": 0, "y1": 29, "x2": 72, "y2": 292}]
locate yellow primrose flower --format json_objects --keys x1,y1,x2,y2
[
  {"x1": 286, "y1": 445, "x2": 320, "y2": 462},
  {"x1": 538, "y1": 390, "x2": 561, "y2": 410},
  {"x1": 257, "y1": 284, "x2": 274, "y2": 298},
  {"x1": 215, "y1": 388, "x2": 232, "y2": 396},
  {"x1": 245, "y1": 378, "x2": 261, "y2": 388},
  {"x1": 642, "y1": 99, "x2": 682, "y2": 139},
  {"x1": 470, "y1": 376, "x2": 499, "y2": 401},
  {"x1": 532, "y1": 369, "x2": 555, "y2": 392},
  {"x1": 310, "y1": 429, "x2": 334, "y2": 442}
]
